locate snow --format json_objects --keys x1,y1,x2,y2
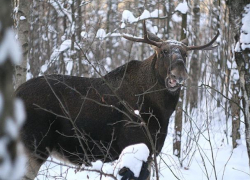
[
  {"x1": 166, "y1": 40, "x2": 186, "y2": 46},
  {"x1": 91, "y1": 160, "x2": 103, "y2": 171},
  {"x1": 49, "y1": 39, "x2": 80, "y2": 63},
  {"x1": 0, "y1": 98, "x2": 26, "y2": 180},
  {"x1": 20, "y1": 16, "x2": 26, "y2": 20},
  {"x1": 13, "y1": 7, "x2": 18, "y2": 13},
  {"x1": 0, "y1": 28, "x2": 22, "y2": 65},
  {"x1": 80, "y1": 31, "x2": 88, "y2": 38},
  {"x1": 66, "y1": 60, "x2": 73, "y2": 75},
  {"x1": 175, "y1": 0, "x2": 188, "y2": 14},
  {"x1": 3, "y1": 99, "x2": 26, "y2": 139},
  {"x1": 240, "y1": 4, "x2": 250, "y2": 50},
  {"x1": 81, "y1": 160, "x2": 104, "y2": 172},
  {"x1": 120, "y1": 22, "x2": 126, "y2": 29},
  {"x1": 49, "y1": 0, "x2": 72, "y2": 21},
  {"x1": 106, "y1": 57, "x2": 111, "y2": 66},
  {"x1": 134, "y1": 110, "x2": 140, "y2": 116},
  {"x1": 234, "y1": 41, "x2": 241, "y2": 52},
  {"x1": 121, "y1": 9, "x2": 163, "y2": 27},
  {"x1": 96, "y1": 28, "x2": 106, "y2": 39},
  {"x1": 122, "y1": 10, "x2": 137, "y2": 24},
  {"x1": 115, "y1": 143, "x2": 149, "y2": 178},
  {"x1": 172, "y1": 14, "x2": 182, "y2": 22},
  {"x1": 14, "y1": 98, "x2": 26, "y2": 127},
  {"x1": 150, "y1": 9, "x2": 162, "y2": 17},
  {"x1": 5, "y1": 117, "x2": 19, "y2": 138},
  {"x1": 41, "y1": 63, "x2": 48, "y2": 73},
  {"x1": 140, "y1": 10, "x2": 151, "y2": 20},
  {"x1": 59, "y1": 39, "x2": 72, "y2": 52}
]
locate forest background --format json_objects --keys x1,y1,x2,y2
[{"x1": 1, "y1": 0, "x2": 250, "y2": 180}]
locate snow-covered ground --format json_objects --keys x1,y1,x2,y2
[{"x1": 35, "y1": 100, "x2": 250, "y2": 180}]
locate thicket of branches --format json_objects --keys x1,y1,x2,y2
[{"x1": 0, "y1": 0, "x2": 249, "y2": 179}]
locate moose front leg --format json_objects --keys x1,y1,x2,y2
[
  {"x1": 115, "y1": 123, "x2": 153, "y2": 180},
  {"x1": 118, "y1": 160, "x2": 151, "y2": 180}
]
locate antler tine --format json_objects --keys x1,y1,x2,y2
[
  {"x1": 187, "y1": 30, "x2": 220, "y2": 51},
  {"x1": 122, "y1": 20, "x2": 162, "y2": 48},
  {"x1": 142, "y1": 21, "x2": 162, "y2": 48}
]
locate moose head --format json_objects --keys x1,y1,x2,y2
[{"x1": 123, "y1": 21, "x2": 219, "y2": 93}]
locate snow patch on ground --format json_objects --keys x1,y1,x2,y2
[{"x1": 115, "y1": 143, "x2": 149, "y2": 178}]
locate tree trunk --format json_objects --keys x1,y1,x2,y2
[
  {"x1": 173, "y1": 0, "x2": 188, "y2": 161},
  {"x1": 14, "y1": 0, "x2": 31, "y2": 88},
  {"x1": 231, "y1": 81, "x2": 241, "y2": 148},
  {"x1": 228, "y1": 0, "x2": 250, "y2": 169},
  {"x1": 0, "y1": 0, "x2": 25, "y2": 179},
  {"x1": 186, "y1": 0, "x2": 200, "y2": 113}
]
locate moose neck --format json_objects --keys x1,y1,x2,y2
[{"x1": 150, "y1": 53, "x2": 166, "y2": 87}]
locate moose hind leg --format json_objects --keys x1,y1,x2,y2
[{"x1": 22, "y1": 152, "x2": 48, "y2": 180}]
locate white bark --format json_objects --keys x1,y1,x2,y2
[{"x1": 15, "y1": 0, "x2": 31, "y2": 88}]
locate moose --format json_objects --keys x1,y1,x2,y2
[{"x1": 16, "y1": 21, "x2": 219, "y2": 180}]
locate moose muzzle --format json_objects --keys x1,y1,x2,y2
[{"x1": 165, "y1": 60, "x2": 188, "y2": 91}]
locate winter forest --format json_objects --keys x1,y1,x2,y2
[{"x1": 0, "y1": 0, "x2": 250, "y2": 180}]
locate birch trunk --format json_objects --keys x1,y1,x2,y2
[
  {"x1": 228, "y1": 0, "x2": 250, "y2": 169},
  {"x1": 173, "y1": 1, "x2": 188, "y2": 160},
  {"x1": 15, "y1": 0, "x2": 31, "y2": 88}
]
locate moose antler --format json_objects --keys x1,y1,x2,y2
[
  {"x1": 123, "y1": 21, "x2": 162, "y2": 48},
  {"x1": 187, "y1": 30, "x2": 220, "y2": 51}
]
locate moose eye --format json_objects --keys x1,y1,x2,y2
[{"x1": 162, "y1": 50, "x2": 168, "y2": 54}]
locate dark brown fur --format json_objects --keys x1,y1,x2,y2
[{"x1": 16, "y1": 53, "x2": 182, "y2": 164}]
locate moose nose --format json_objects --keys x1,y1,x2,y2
[
  {"x1": 170, "y1": 70, "x2": 188, "y2": 85},
  {"x1": 170, "y1": 74, "x2": 185, "y2": 85}
]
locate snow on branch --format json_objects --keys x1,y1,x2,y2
[
  {"x1": 121, "y1": 9, "x2": 165, "y2": 28},
  {"x1": 175, "y1": 0, "x2": 188, "y2": 14},
  {"x1": 49, "y1": 0, "x2": 72, "y2": 23},
  {"x1": 121, "y1": 5, "x2": 188, "y2": 29}
]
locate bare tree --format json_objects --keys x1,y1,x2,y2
[
  {"x1": 228, "y1": 0, "x2": 250, "y2": 168},
  {"x1": 0, "y1": 0, "x2": 26, "y2": 179},
  {"x1": 173, "y1": 0, "x2": 188, "y2": 161},
  {"x1": 186, "y1": 0, "x2": 200, "y2": 113},
  {"x1": 13, "y1": 0, "x2": 31, "y2": 88}
]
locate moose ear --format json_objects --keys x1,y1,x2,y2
[
  {"x1": 181, "y1": 38, "x2": 188, "y2": 46},
  {"x1": 151, "y1": 45, "x2": 161, "y2": 55}
]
